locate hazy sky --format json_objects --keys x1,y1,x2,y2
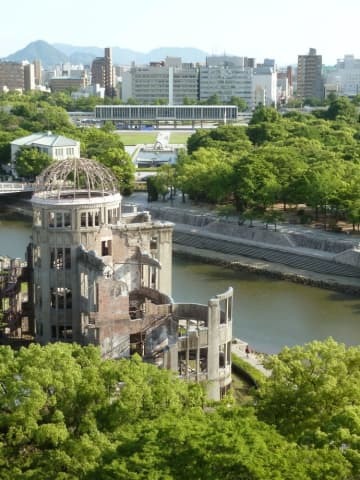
[{"x1": 1, "y1": 0, "x2": 359, "y2": 65}]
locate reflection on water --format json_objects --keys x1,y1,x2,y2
[
  {"x1": 173, "y1": 256, "x2": 360, "y2": 353},
  {"x1": 1, "y1": 208, "x2": 360, "y2": 354},
  {"x1": 0, "y1": 208, "x2": 32, "y2": 259}
]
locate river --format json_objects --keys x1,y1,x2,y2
[{"x1": 1, "y1": 206, "x2": 360, "y2": 353}]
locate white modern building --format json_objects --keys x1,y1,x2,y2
[
  {"x1": 253, "y1": 66, "x2": 277, "y2": 107},
  {"x1": 122, "y1": 57, "x2": 198, "y2": 105},
  {"x1": 10, "y1": 132, "x2": 80, "y2": 176},
  {"x1": 324, "y1": 55, "x2": 360, "y2": 97},
  {"x1": 199, "y1": 56, "x2": 254, "y2": 108},
  {"x1": 95, "y1": 104, "x2": 238, "y2": 128}
]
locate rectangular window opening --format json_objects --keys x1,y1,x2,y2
[
  {"x1": 56, "y1": 212, "x2": 63, "y2": 228},
  {"x1": 65, "y1": 248, "x2": 71, "y2": 269},
  {"x1": 88, "y1": 212, "x2": 93, "y2": 227},
  {"x1": 101, "y1": 240, "x2": 112, "y2": 256},
  {"x1": 94, "y1": 212, "x2": 100, "y2": 226},
  {"x1": 48, "y1": 212, "x2": 55, "y2": 228},
  {"x1": 64, "y1": 212, "x2": 71, "y2": 228}
]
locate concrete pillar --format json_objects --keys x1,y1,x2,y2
[{"x1": 207, "y1": 298, "x2": 220, "y2": 400}]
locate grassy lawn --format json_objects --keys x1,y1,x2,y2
[
  {"x1": 117, "y1": 131, "x2": 192, "y2": 146},
  {"x1": 117, "y1": 133, "x2": 158, "y2": 145},
  {"x1": 169, "y1": 132, "x2": 192, "y2": 144}
]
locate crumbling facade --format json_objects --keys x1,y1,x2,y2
[{"x1": 29, "y1": 157, "x2": 232, "y2": 399}]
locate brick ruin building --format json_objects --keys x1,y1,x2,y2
[{"x1": 25, "y1": 157, "x2": 233, "y2": 399}]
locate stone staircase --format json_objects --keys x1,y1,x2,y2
[{"x1": 173, "y1": 229, "x2": 360, "y2": 278}]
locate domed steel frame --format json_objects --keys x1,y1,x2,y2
[{"x1": 34, "y1": 157, "x2": 119, "y2": 199}]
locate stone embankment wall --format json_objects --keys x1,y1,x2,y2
[
  {"x1": 173, "y1": 246, "x2": 360, "y2": 295},
  {"x1": 147, "y1": 205, "x2": 360, "y2": 294}
]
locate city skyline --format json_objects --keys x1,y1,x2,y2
[{"x1": 1, "y1": 0, "x2": 360, "y2": 66}]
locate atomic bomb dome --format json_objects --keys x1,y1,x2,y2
[
  {"x1": 34, "y1": 157, "x2": 119, "y2": 200},
  {"x1": 28, "y1": 156, "x2": 232, "y2": 401}
]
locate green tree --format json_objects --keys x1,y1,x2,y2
[
  {"x1": 249, "y1": 105, "x2": 281, "y2": 125},
  {"x1": 228, "y1": 96, "x2": 248, "y2": 111},
  {"x1": 204, "y1": 93, "x2": 221, "y2": 105},
  {"x1": 301, "y1": 158, "x2": 346, "y2": 225},
  {"x1": 176, "y1": 147, "x2": 235, "y2": 203},
  {"x1": 326, "y1": 97, "x2": 358, "y2": 122},
  {"x1": 152, "y1": 164, "x2": 176, "y2": 200},
  {"x1": 15, "y1": 147, "x2": 52, "y2": 178},
  {"x1": 233, "y1": 154, "x2": 280, "y2": 211},
  {"x1": 346, "y1": 198, "x2": 360, "y2": 231},
  {"x1": 80, "y1": 128, "x2": 135, "y2": 195},
  {"x1": 96, "y1": 147, "x2": 135, "y2": 195},
  {"x1": 256, "y1": 338, "x2": 360, "y2": 476},
  {"x1": 187, "y1": 125, "x2": 251, "y2": 154}
]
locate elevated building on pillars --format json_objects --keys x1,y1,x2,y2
[{"x1": 28, "y1": 158, "x2": 233, "y2": 399}]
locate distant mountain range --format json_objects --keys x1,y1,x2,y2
[{"x1": 2, "y1": 40, "x2": 208, "y2": 67}]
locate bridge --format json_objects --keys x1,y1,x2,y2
[{"x1": 0, "y1": 182, "x2": 34, "y2": 195}]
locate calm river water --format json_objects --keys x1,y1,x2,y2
[{"x1": 1, "y1": 206, "x2": 360, "y2": 353}]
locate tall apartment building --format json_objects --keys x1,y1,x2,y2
[
  {"x1": 122, "y1": 57, "x2": 198, "y2": 104},
  {"x1": 91, "y1": 47, "x2": 116, "y2": 97},
  {"x1": 33, "y1": 60, "x2": 42, "y2": 86},
  {"x1": 24, "y1": 63, "x2": 35, "y2": 91},
  {"x1": 0, "y1": 62, "x2": 25, "y2": 91},
  {"x1": 297, "y1": 48, "x2": 324, "y2": 100},
  {"x1": 199, "y1": 56, "x2": 254, "y2": 108},
  {"x1": 0, "y1": 61, "x2": 40, "y2": 92}
]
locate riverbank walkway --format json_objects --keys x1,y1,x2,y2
[
  {"x1": 232, "y1": 339, "x2": 271, "y2": 377},
  {"x1": 129, "y1": 192, "x2": 360, "y2": 290}
]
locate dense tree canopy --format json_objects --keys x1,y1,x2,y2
[
  {"x1": 256, "y1": 338, "x2": 360, "y2": 478},
  {"x1": 0, "y1": 341, "x2": 355, "y2": 479},
  {"x1": 177, "y1": 100, "x2": 360, "y2": 227}
]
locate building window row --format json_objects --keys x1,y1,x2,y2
[
  {"x1": 80, "y1": 210, "x2": 100, "y2": 228},
  {"x1": 48, "y1": 211, "x2": 71, "y2": 228}
]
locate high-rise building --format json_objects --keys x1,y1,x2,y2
[
  {"x1": 33, "y1": 60, "x2": 42, "y2": 86},
  {"x1": 122, "y1": 57, "x2": 198, "y2": 104},
  {"x1": 91, "y1": 57, "x2": 106, "y2": 86},
  {"x1": 24, "y1": 63, "x2": 35, "y2": 91},
  {"x1": 0, "y1": 61, "x2": 25, "y2": 91},
  {"x1": 199, "y1": 56, "x2": 254, "y2": 108},
  {"x1": 91, "y1": 47, "x2": 116, "y2": 97},
  {"x1": 297, "y1": 48, "x2": 324, "y2": 100}
]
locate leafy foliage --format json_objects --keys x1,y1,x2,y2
[
  {"x1": 256, "y1": 338, "x2": 360, "y2": 477},
  {"x1": 0, "y1": 342, "x2": 354, "y2": 479},
  {"x1": 15, "y1": 147, "x2": 52, "y2": 178},
  {"x1": 177, "y1": 102, "x2": 360, "y2": 227}
]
